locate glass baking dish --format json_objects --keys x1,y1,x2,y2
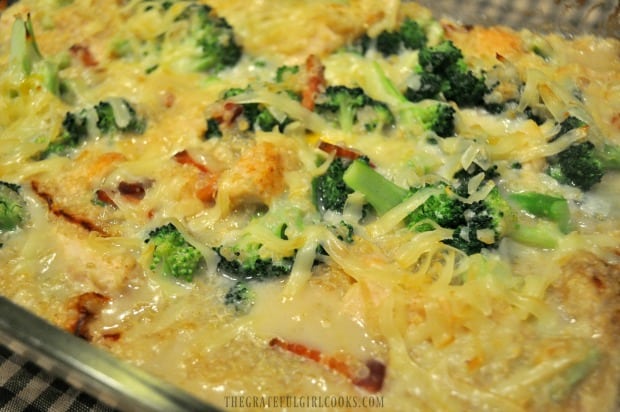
[{"x1": 0, "y1": 1, "x2": 617, "y2": 411}]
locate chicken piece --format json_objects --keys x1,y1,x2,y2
[
  {"x1": 217, "y1": 141, "x2": 286, "y2": 212},
  {"x1": 31, "y1": 151, "x2": 128, "y2": 236}
]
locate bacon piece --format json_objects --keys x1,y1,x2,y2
[
  {"x1": 118, "y1": 181, "x2": 147, "y2": 202},
  {"x1": 269, "y1": 337, "x2": 385, "y2": 393},
  {"x1": 173, "y1": 150, "x2": 210, "y2": 173},
  {"x1": 67, "y1": 292, "x2": 109, "y2": 341},
  {"x1": 302, "y1": 54, "x2": 326, "y2": 111},
  {"x1": 70, "y1": 44, "x2": 98, "y2": 67},
  {"x1": 319, "y1": 141, "x2": 367, "y2": 162},
  {"x1": 173, "y1": 150, "x2": 219, "y2": 203},
  {"x1": 95, "y1": 189, "x2": 117, "y2": 208}
]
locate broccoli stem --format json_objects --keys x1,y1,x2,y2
[
  {"x1": 342, "y1": 159, "x2": 408, "y2": 215},
  {"x1": 509, "y1": 192, "x2": 571, "y2": 233},
  {"x1": 597, "y1": 144, "x2": 620, "y2": 170},
  {"x1": 510, "y1": 220, "x2": 563, "y2": 249}
]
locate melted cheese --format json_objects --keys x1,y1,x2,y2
[{"x1": 0, "y1": 1, "x2": 619, "y2": 411}]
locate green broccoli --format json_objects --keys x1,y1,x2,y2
[
  {"x1": 204, "y1": 87, "x2": 294, "y2": 137},
  {"x1": 376, "y1": 17, "x2": 427, "y2": 56},
  {"x1": 369, "y1": 63, "x2": 455, "y2": 137},
  {"x1": 404, "y1": 183, "x2": 466, "y2": 232},
  {"x1": 224, "y1": 281, "x2": 256, "y2": 315},
  {"x1": 343, "y1": 159, "x2": 518, "y2": 254},
  {"x1": 341, "y1": 159, "x2": 408, "y2": 216},
  {"x1": 36, "y1": 98, "x2": 145, "y2": 159},
  {"x1": 275, "y1": 64, "x2": 300, "y2": 83},
  {"x1": 406, "y1": 102, "x2": 456, "y2": 138},
  {"x1": 214, "y1": 243, "x2": 294, "y2": 281},
  {"x1": 0, "y1": 181, "x2": 26, "y2": 234},
  {"x1": 315, "y1": 85, "x2": 394, "y2": 133},
  {"x1": 411, "y1": 40, "x2": 488, "y2": 107},
  {"x1": 174, "y1": 3, "x2": 241, "y2": 72},
  {"x1": 546, "y1": 116, "x2": 620, "y2": 191},
  {"x1": 124, "y1": 1, "x2": 241, "y2": 74},
  {"x1": 549, "y1": 115, "x2": 586, "y2": 142},
  {"x1": 312, "y1": 157, "x2": 355, "y2": 215},
  {"x1": 508, "y1": 191, "x2": 571, "y2": 234},
  {"x1": 8, "y1": 14, "x2": 70, "y2": 99},
  {"x1": 94, "y1": 98, "x2": 146, "y2": 134},
  {"x1": 204, "y1": 117, "x2": 223, "y2": 139},
  {"x1": 404, "y1": 71, "x2": 443, "y2": 102},
  {"x1": 452, "y1": 164, "x2": 500, "y2": 197},
  {"x1": 444, "y1": 187, "x2": 516, "y2": 255},
  {"x1": 146, "y1": 223, "x2": 203, "y2": 281}
]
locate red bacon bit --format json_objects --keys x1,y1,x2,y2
[
  {"x1": 612, "y1": 113, "x2": 620, "y2": 130},
  {"x1": 319, "y1": 141, "x2": 367, "y2": 162},
  {"x1": 163, "y1": 91, "x2": 175, "y2": 108},
  {"x1": 269, "y1": 337, "x2": 385, "y2": 393},
  {"x1": 118, "y1": 181, "x2": 148, "y2": 202},
  {"x1": 95, "y1": 189, "x2": 117, "y2": 208},
  {"x1": 68, "y1": 292, "x2": 109, "y2": 341},
  {"x1": 302, "y1": 54, "x2": 326, "y2": 111},
  {"x1": 103, "y1": 333, "x2": 121, "y2": 341},
  {"x1": 352, "y1": 359, "x2": 386, "y2": 393},
  {"x1": 173, "y1": 150, "x2": 210, "y2": 173},
  {"x1": 70, "y1": 44, "x2": 98, "y2": 67},
  {"x1": 195, "y1": 175, "x2": 219, "y2": 204},
  {"x1": 173, "y1": 150, "x2": 219, "y2": 203},
  {"x1": 221, "y1": 102, "x2": 244, "y2": 126}
]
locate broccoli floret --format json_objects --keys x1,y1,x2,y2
[
  {"x1": 407, "y1": 102, "x2": 456, "y2": 138},
  {"x1": 442, "y1": 66, "x2": 488, "y2": 107},
  {"x1": 412, "y1": 40, "x2": 488, "y2": 107},
  {"x1": 204, "y1": 117, "x2": 223, "y2": 139},
  {"x1": 452, "y1": 164, "x2": 500, "y2": 197},
  {"x1": 343, "y1": 159, "x2": 516, "y2": 254},
  {"x1": 444, "y1": 187, "x2": 516, "y2": 255},
  {"x1": 0, "y1": 182, "x2": 26, "y2": 234},
  {"x1": 129, "y1": 1, "x2": 241, "y2": 74},
  {"x1": 404, "y1": 71, "x2": 443, "y2": 102},
  {"x1": 37, "y1": 98, "x2": 145, "y2": 159},
  {"x1": 214, "y1": 244, "x2": 294, "y2": 281},
  {"x1": 400, "y1": 18, "x2": 427, "y2": 50},
  {"x1": 224, "y1": 281, "x2": 255, "y2": 315},
  {"x1": 331, "y1": 220, "x2": 355, "y2": 243},
  {"x1": 275, "y1": 64, "x2": 300, "y2": 83},
  {"x1": 545, "y1": 115, "x2": 620, "y2": 191},
  {"x1": 368, "y1": 63, "x2": 455, "y2": 137},
  {"x1": 8, "y1": 15, "x2": 69, "y2": 99},
  {"x1": 345, "y1": 33, "x2": 372, "y2": 55},
  {"x1": 418, "y1": 40, "x2": 463, "y2": 73},
  {"x1": 312, "y1": 157, "x2": 355, "y2": 215},
  {"x1": 547, "y1": 142, "x2": 604, "y2": 191},
  {"x1": 205, "y1": 87, "x2": 294, "y2": 136},
  {"x1": 94, "y1": 98, "x2": 146, "y2": 134},
  {"x1": 315, "y1": 85, "x2": 394, "y2": 133},
  {"x1": 171, "y1": 3, "x2": 242, "y2": 73},
  {"x1": 146, "y1": 223, "x2": 203, "y2": 281},
  {"x1": 376, "y1": 31, "x2": 402, "y2": 57},
  {"x1": 40, "y1": 109, "x2": 90, "y2": 158},
  {"x1": 405, "y1": 183, "x2": 466, "y2": 232},
  {"x1": 376, "y1": 17, "x2": 427, "y2": 56},
  {"x1": 549, "y1": 115, "x2": 585, "y2": 142}
]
